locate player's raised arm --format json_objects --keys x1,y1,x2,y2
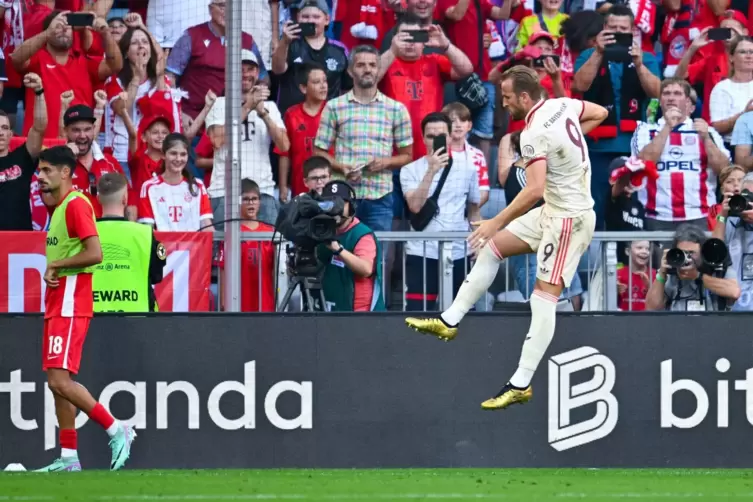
[{"x1": 579, "y1": 101, "x2": 608, "y2": 135}]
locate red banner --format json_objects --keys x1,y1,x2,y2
[{"x1": 0, "y1": 231, "x2": 211, "y2": 312}]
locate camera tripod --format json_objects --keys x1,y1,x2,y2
[{"x1": 277, "y1": 274, "x2": 328, "y2": 312}]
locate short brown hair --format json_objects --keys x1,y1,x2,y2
[
  {"x1": 97, "y1": 173, "x2": 128, "y2": 205},
  {"x1": 442, "y1": 102, "x2": 471, "y2": 122},
  {"x1": 241, "y1": 178, "x2": 260, "y2": 196},
  {"x1": 660, "y1": 78, "x2": 692, "y2": 99},
  {"x1": 500, "y1": 66, "x2": 543, "y2": 100},
  {"x1": 303, "y1": 155, "x2": 331, "y2": 178}
]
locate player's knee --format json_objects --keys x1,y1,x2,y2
[{"x1": 47, "y1": 372, "x2": 72, "y2": 396}]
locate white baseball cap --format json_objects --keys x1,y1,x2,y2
[{"x1": 241, "y1": 49, "x2": 259, "y2": 66}]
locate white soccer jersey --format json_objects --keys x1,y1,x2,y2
[
  {"x1": 519, "y1": 98, "x2": 594, "y2": 217},
  {"x1": 138, "y1": 175, "x2": 213, "y2": 231}
]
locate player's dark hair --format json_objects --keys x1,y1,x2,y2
[
  {"x1": 395, "y1": 12, "x2": 425, "y2": 31},
  {"x1": 501, "y1": 66, "x2": 544, "y2": 101},
  {"x1": 39, "y1": 145, "x2": 77, "y2": 171},
  {"x1": 241, "y1": 178, "x2": 261, "y2": 196},
  {"x1": 118, "y1": 27, "x2": 159, "y2": 89},
  {"x1": 421, "y1": 112, "x2": 452, "y2": 135},
  {"x1": 296, "y1": 62, "x2": 327, "y2": 88},
  {"x1": 303, "y1": 155, "x2": 331, "y2": 178},
  {"x1": 606, "y1": 4, "x2": 634, "y2": 23},
  {"x1": 160, "y1": 133, "x2": 199, "y2": 197}
]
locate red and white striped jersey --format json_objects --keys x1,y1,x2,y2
[
  {"x1": 631, "y1": 118, "x2": 729, "y2": 222},
  {"x1": 138, "y1": 175, "x2": 213, "y2": 231}
]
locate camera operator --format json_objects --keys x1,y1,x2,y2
[
  {"x1": 317, "y1": 180, "x2": 386, "y2": 312},
  {"x1": 712, "y1": 172, "x2": 753, "y2": 310},
  {"x1": 645, "y1": 224, "x2": 740, "y2": 311}
]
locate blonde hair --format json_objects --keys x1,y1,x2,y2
[{"x1": 719, "y1": 164, "x2": 745, "y2": 187}]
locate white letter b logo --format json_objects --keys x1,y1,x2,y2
[{"x1": 548, "y1": 346, "x2": 618, "y2": 451}]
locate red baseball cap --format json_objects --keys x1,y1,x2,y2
[
  {"x1": 527, "y1": 31, "x2": 555, "y2": 47},
  {"x1": 722, "y1": 9, "x2": 748, "y2": 28}
]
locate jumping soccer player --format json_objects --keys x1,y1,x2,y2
[
  {"x1": 35, "y1": 145, "x2": 136, "y2": 472},
  {"x1": 406, "y1": 66, "x2": 608, "y2": 411}
]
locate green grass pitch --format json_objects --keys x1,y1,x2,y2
[{"x1": 2, "y1": 469, "x2": 753, "y2": 501}]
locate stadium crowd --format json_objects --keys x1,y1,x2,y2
[{"x1": 0, "y1": 0, "x2": 751, "y2": 312}]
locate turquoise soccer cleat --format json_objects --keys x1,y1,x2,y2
[
  {"x1": 109, "y1": 423, "x2": 137, "y2": 471},
  {"x1": 33, "y1": 457, "x2": 81, "y2": 472}
]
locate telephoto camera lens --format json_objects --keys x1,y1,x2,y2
[
  {"x1": 728, "y1": 189, "x2": 753, "y2": 216},
  {"x1": 666, "y1": 248, "x2": 691, "y2": 269},
  {"x1": 701, "y1": 238, "x2": 728, "y2": 268}
]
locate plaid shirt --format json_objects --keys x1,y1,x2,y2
[{"x1": 315, "y1": 90, "x2": 413, "y2": 200}]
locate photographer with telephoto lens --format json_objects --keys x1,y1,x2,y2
[
  {"x1": 712, "y1": 172, "x2": 753, "y2": 310},
  {"x1": 645, "y1": 224, "x2": 740, "y2": 311}
]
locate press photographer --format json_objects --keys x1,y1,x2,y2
[
  {"x1": 711, "y1": 172, "x2": 753, "y2": 311},
  {"x1": 645, "y1": 225, "x2": 740, "y2": 311}
]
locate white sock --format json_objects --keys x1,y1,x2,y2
[
  {"x1": 441, "y1": 244, "x2": 502, "y2": 326},
  {"x1": 106, "y1": 421, "x2": 120, "y2": 438},
  {"x1": 509, "y1": 290, "x2": 558, "y2": 388},
  {"x1": 61, "y1": 448, "x2": 78, "y2": 459}
]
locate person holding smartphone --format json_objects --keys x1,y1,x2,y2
[{"x1": 272, "y1": 0, "x2": 351, "y2": 115}]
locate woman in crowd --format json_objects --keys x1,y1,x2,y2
[
  {"x1": 708, "y1": 164, "x2": 745, "y2": 230},
  {"x1": 137, "y1": 133, "x2": 214, "y2": 232},
  {"x1": 106, "y1": 13, "x2": 180, "y2": 175},
  {"x1": 710, "y1": 37, "x2": 753, "y2": 150}
]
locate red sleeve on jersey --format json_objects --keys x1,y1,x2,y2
[
  {"x1": 87, "y1": 54, "x2": 104, "y2": 85},
  {"x1": 480, "y1": 0, "x2": 494, "y2": 19},
  {"x1": 138, "y1": 183, "x2": 156, "y2": 222},
  {"x1": 434, "y1": 55, "x2": 453, "y2": 81},
  {"x1": 65, "y1": 197, "x2": 98, "y2": 240},
  {"x1": 510, "y1": 3, "x2": 530, "y2": 23},
  {"x1": 196, "y1": 133, "x2": 213, "y2": 158},
  {"x1": 199, "y1": 184, "x2": 213, "y2": 220},
  {"x1": 27, "y1": 52, "x2": 42, "y2": 75},
  {"x1": 105, "y1": 77, "x2": 124, "y2": 101}
]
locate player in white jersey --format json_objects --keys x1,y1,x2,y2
[{"x1": 406, "y1": 66, "x2": 608, "y2": 410}]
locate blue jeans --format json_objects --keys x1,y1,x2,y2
[
  {"x1": 471, "y1": 81, "x2": 496, "y2": 140},
  {"x1": 356, "y1": 193, "x2": 393, "y2": 232}
]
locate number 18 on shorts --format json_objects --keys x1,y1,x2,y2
[{"x1": 42, "y1": 317, "x2": 91, "y2": 375}]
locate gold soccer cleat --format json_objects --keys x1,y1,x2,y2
[
  {"x1": 405, "y1": 317, "x2": 458, "y2": 341},
  {"x1": 481, "y1": 384, "x2": 533, "y2": 410}
]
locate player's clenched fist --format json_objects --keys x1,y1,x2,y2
[
  {"x1": 94, "y1": 89, "x2": 108, "y2": 108},
  {"x1": 23, "y1": 73, "x2": 42, "y2": 92}
]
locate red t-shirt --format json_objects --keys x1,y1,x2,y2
[
  {"x1": 128, "y1": 149, "x2": 162, "y2": 201},
  {"x1": 687, "y1": 45, "x2": 729, "y2": 122},
  {"x1": 218, "y1": 222, "x2": 276, "y2": 312},
  {"x1": 195, "y1": 133, "x2": 214, "y2": 187},
  {"x1": 275, "y1": 102, "x2": 326, "y2": 197},
  {"x1": 436, "y1": 0, "x2": 494, "y2": 80},
  {"x1": 379, "y1": 55, "x2": 452, "y2": 160},
  {"x1": 71, "y1": 151, "x2": 128, "y2": 217},
  {"x1": 616, "y1": 266, "x2": 656, "y2": 312},
  {"x1": 44, "y1": 193, "x2": 98, "y2": 319},
  {"x1": 23, "y1": 49, "x2": 104, "y2": 137}
]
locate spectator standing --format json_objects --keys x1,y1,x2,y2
[
  {"x1": 645, "y1": 224, "x2": 740, "y2": 311},
  {"x1": 712, "y1": 172, "x2": 753, "y2": 310},
  {"x1": 661, "y1": 0, "x2": 723, "y2": 77},
  {"x1": 709, "y1": 36, "x2": 753, "y2": 148},
  {"x1": 731, "y1": 111, "x2": 753, "y2": 170},
  {"x1": 63, "y1": 104, "x2": 131, "y2": 218},
  {"x1": 11, "y1": 10, "x2": 123, "y2": 138},
  {"x1": 301, "y1": 154, "x2": 331, "y2": 194},
  {"x1": 0, "y1": 72, "x2": 46, "y2": 230},
  {"x1": 147, "y1": 0, "x2": 209, "y2": 49},
  {"x1": 218, "y1": 179, "x2": 276, "y2": 312},
  {"x1": 572, "y1": 4, "x2": 661, "y2": 227},
  {"x1": 277, "y1": 62, "x2": 328, "y2": 202},
  {"x1": 401, "y1": 112, "x2": 480, "y2": 311},
  {"x1": 616, "y1": 240, "x2": 656, "y2": 311},
  {"x1": 435, "y1": 0, "x2": 512, "y2": 166},
  {"x1": 633, "y1": 78, "x2": 730, "y2": 231},
  {"x1": 204, "y1": 49, "x2": 288, "y2": 226},
  {"x1": 272, "y1": 0, "x2": 350, "y2": 115},
  {"x1": 381, "y1": 0, "x2": 440, "y2": 54},
  {"x1": 165, "y1": 1, "x2": 266, "y2": 125},
  {"x1": 314, "y1": 45, "x2": 413, "y2": 232},
  {"x1": 138, "y1": 132, "x2": 214, "y2": 231},
  {"x1": 517, "y1": 0, "x2": 568, "y2": 51},
  {"x1": 707, "y1": 163, "x2": 744, "y2": 229},
  {"x1": 105, "y1": 13, "x2": 180, "y2": 173},
  {"x1": 673, "y1": 11, "x2": 748, "y2": 123},
  {"x1": 605, "y1": 156, "x2": 648, "y2": 264},
  {"x1": 379, "y1": 15, "x2": 473, "y2": 160},
  {"x1": 443, "y1": 102, "x2": 489, "y2": 207},
  {"x1": 317, "y1": 180, "x2": 385, "y2": 312}
]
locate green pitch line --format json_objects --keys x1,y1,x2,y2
[{"x1": 2, "y1": 469, "x2": 753, "y2": 501}]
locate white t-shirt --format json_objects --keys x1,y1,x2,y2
[
  {"x1": 138, "y1": 175, "x2": 213, "y2": 231},
  {"x1": 205, "y1": 97, "x2": 284, "y2": 198},
  {"x1": 709, "y1": 79, "x2": 753, "y2": 143},
  {"x1": 519, "y1": 98, "x2": 594, "y2": 218},
  {"x1": 400, "y1": 156, "x2": 480, "y2": 261},
  {"x1": 146, "y1": 0, "x2": 210, "y2": 48}
]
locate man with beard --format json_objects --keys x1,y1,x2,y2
[
  {"x1": 0, "y1": 72, "x2": 47, "y2": 230},
  {"x1": 407, "y1": 67, "x2": 608, "y2": 411},
  {"x1": 314, "y1": 45, "x2": 413, "y2": 233},
  {"x1": 10, "y1": 10, "x2": 123, "y2": 138},
  {"x1": 204, "y1": 49, "x2": 288, "y2": 227},
  {"x1": 63, "y1": 104, "x2": 132, "y2": 219}
]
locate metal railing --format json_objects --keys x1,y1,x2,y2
[{"x1": 211, "y1": 231, "x2": 677, "y2": 313}]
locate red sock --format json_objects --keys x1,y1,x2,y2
[
  {"x1": 88, "y1": 403, "x2": 115, "y2": 430},
  {"x1": 59, "y1": 429, "x2": 77, "y2": 450}
]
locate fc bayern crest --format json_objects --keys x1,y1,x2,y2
[
  {"x1": 521, "y1": 145, "x2": 535, "y2": 159},
  {"x1": 684, "y1": 135, "x2": 695, "y2": 145},
  {"x1": 184, "y1": 193, "x2": 192, "y2": 202},
  {"x1": 669, "y1": 35, "x2": 688, "y2": 59}
]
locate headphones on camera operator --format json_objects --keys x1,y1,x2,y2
[{"x1": 664, "y1": 229, "x2": 731, "y2": 311}]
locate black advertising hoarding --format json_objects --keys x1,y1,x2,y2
[{"x1": 0, "y1": 313, "x2": 751, "y2": 469}]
